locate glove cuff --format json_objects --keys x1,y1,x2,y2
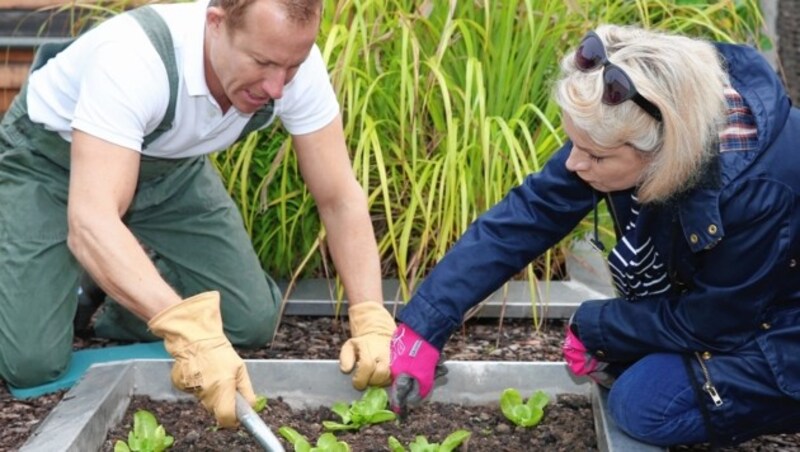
[
  {"x1": 148, "y1": 291, "x2": 225, "y2": 345},
  {"x1": 347, "y1": 301, "x2": 395, "y2": 337}
]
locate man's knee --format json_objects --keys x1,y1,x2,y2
[
  {"x1": 0, "y1": 350, "x2": 71, "y2": 388},
  {"x1": 225, "y1": 273, "x2": 282, "y2": 348},
  {"x1": 226, "y1": 308, "x2": 279, "y2": 348}
]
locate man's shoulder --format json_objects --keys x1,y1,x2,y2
[{"x1": 146, "y1": 1, "x2": 205, "y2": 34}]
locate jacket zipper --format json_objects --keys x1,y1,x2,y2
[{"x1": 695, "y1": 352, "x2": 724, "y2": 406}]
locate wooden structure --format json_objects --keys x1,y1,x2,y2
[
  {"x1": 2, "y1": 1, "x2": 64, "y2": 113},
  {"x1": 1, "y1": 48, "x2": 30, "y2": 113}
]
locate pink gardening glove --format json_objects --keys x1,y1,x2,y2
[
  {"x1": 563, "y1": 327, "x2": 605, "y2": 376},
  {"x1": 389, "y1": 323, "x2": 442, "y2": 415}
]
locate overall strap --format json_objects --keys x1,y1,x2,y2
[
  {"x1": 29, "y1": 39, "x2": 75, "y2": 74},
  {"x1": 127, "y1": 6, "x2": 179, "y2": 149},
  {"x1": 236, "y1": 101, "x2": 275, "y2": 142}
]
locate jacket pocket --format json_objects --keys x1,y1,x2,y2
[{"x1": 757, "y1": 306, "x2": 800, "y2": 399}]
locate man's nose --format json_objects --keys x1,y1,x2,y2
[
  {"x1": 565, "y1": 148, "x2": 590, "y2": 172},
  {"x1": 261, "y1": 71, "x2": 286, "y2": 100}
]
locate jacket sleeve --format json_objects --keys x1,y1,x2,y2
[
  {"x1": 398, "y1": 143, "x2": 595, "y2": 349},
  {"x1": 573, "y1": 178, "x2": 795, "y2": 361}
]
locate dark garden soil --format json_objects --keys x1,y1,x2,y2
[
  {"x1": 102, "y1": 392, "x2": 595, "y2": 451},
  {"x1": 3, "y1": 316, "x2": 800, "y2": 451}
]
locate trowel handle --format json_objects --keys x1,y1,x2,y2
[{"x1": 235, "y1": 393, "x2": 286, "y2": 452}]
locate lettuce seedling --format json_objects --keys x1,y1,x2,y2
[
  {"x1": 278, "y1": 426, "x2": 351, "y2": 452},
  {"x1": 499, "y1": 388, "x2": 549, "y2": 427},
  {"x1": 323, "y1": 387, "x2": 396, "y2": 431},
  {"x1": 253, "y1": 395, "x2": 268, "y2": 413},
  {"x1": 114, "y1": 409, "x2": 174, "y2": 452},
  {"x1": 387, "y1": 429, "x2": 471, "y2": 452}
]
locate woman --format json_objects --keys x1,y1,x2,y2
[{"x1": 388, "y1": 25, "x2": 800, "y2": 447}]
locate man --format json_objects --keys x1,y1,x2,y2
[{"x1": 0, "y1": 0, "x2": 395, "y2": 428}]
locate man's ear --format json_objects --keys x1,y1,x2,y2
[{"x1": 206, "y1": 7, "x2": 225, "y2": 33}]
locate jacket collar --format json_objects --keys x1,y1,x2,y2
[
  {"x1": 676, "y1": 43, "x2": 791, "y2": 252},
  {"x1": 718, "y1": 43, "x2": 792, "y2": 154}
]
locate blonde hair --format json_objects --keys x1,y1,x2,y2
[{"x1": 554, "y1": 25, "x2": 729, "y2": 203}]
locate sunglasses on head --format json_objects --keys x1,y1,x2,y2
[{"x1": 575, "y1": 31, "x2": 663, "y2": 122}]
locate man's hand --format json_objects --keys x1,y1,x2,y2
[
  {"x1": 339, "y1": 301, "x2": 395, "y2": 389},
  {"x1": 388, "y1": 323, "x2": 442, "y2": 415},
  {"x1": 148, "y1": 291, "x2": 256, "y2": 428}
]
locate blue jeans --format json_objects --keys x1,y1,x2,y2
[
  {"x1": 608, "y1": 353, "x2": 707, "y2": 446},
  {"x1": 608, "y1": 352, "x2": 800, "y2": 447}
]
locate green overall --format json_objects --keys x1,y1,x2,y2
[{"x1": 0, "y1": 7, "x2": 281, "y2": 388}]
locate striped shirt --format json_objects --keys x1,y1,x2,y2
[
  {"x1": 607, "y1": 87, "x2": 758, "y2": 300},
  {"x1": 607, "y1": 194, "x2": 672, "y2": 299}
]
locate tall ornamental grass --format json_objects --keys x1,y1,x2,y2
[
  {"x1": 27, "y1": 0, "x2": 768, "y2": 319},
  {"x1": 213, "y1": 0, "x2": 768, "y2": 311}
]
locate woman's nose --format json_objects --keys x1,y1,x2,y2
[{"x1": 565, "y1": 147, "x2": 590, "y2": 172}]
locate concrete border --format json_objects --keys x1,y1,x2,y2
[
  {"x1": 20, "y1": 359, "x2": 664, "y2": 452},
  {"x1": 280, "y1": 240, "x2": 614, "y2": 320}
]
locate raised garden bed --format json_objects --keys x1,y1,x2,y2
[{"x1": 19, "y1": 360, "x2": 662, "y2": 452}]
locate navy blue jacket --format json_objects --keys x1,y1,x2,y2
[{"x1": 399, "y1": 43, "x2": 800, "y2": 400}]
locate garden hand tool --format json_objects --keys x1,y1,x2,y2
[
  {"x1": 148, "y1": 291, "x2": 257, "y2": 428},
  {"x1": 339, "y1": 301, "x2": 396, "y2": 389},
  {"x1": 236, "y1": 392, "x2": 285, "y2": 451},
  {"x1": 388, "y1": 323, "x2": 447, "y2": 416}
]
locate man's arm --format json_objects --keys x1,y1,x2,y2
[
  {"x1": 68, "y1": 130, "x2": 256, "y2": 427},
  {"x1": 293, "y1": 113, "x2": 395, "y2": 389},
  {"x1": 67, "y1": 129, "x2": 182, "y2": 319},
  {"x1": 292, "y1": 114, "x2": 382, "y2": 305}
]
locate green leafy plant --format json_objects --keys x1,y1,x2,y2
[
  {"x1": 114, "y1": 409, "x2": 174, "y2": 452},
  {"x1": 500, "y1": 388, "x2": 549, "y2": 427},
  {"x1": 278, "y1": 427, "x2": 351, "y2": 452},
  {"x1": 253, "y1": 395, "x2": 268, "y2": 413},
  {"x1": 387, "y1": 429, "x2": 471, "y2": 452},
  {"x1": 322, "y1": 387, "x2": 396, "y2": 431}
]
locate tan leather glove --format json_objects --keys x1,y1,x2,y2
[
  {"x1": 339, "y1": 301, "x2": 396, "y2": 389},
  {"x1": 148, "y1": 291, "x2": 256, "y2": 428}
]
